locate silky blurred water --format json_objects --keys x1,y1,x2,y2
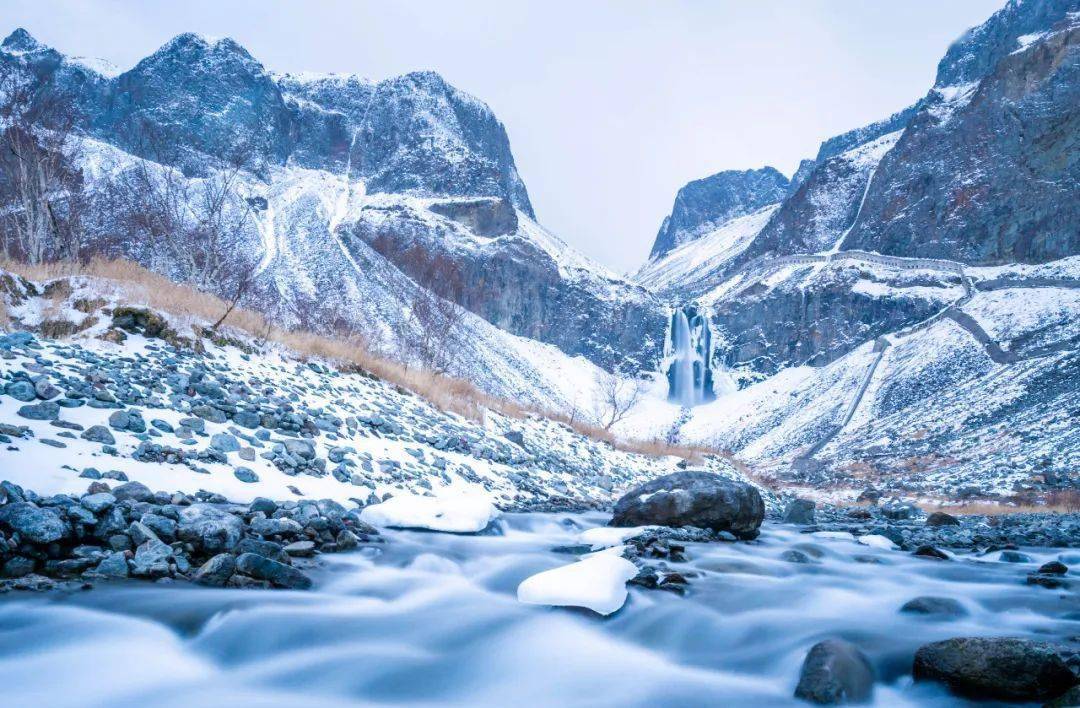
[{"x1": 1, "y1": 512, "x2": 1077, "y2": 707}]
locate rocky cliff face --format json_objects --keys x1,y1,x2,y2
[
  {"x1": 643, "y1": 0, "x2": 1079, "y2": 374},
  {"x1": 0, "y1": 28, "x2": 660, "y2": 382},
  {"x1": 1, "y1": 30, "x2": 533, "y2": 209},
  {"x1": 648, "y1": 167, "x2": 789, "y2": 260},
  {"x1": 841, "y1": 9, "x2": 1079, "y2": 263},
  {"x1": 630, "y1": 0, "x2": 1079, "y2": 495}
]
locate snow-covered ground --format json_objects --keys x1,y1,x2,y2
[{"x1": 0, "y1": 271, "x2": 752, "y2": 513}]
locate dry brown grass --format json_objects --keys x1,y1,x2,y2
[
  {"x1": 0, "y1": 257, "x2": 729, "y2": 464},
  {"x1": 920, "y1": 488, "x2": 1080, "y2": 516}
]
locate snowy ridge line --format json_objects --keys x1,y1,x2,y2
[{"x1": 727, "y1": 250, "x2": 967, "y2": 290}]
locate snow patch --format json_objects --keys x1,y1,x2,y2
[
  {"x1": 359, "y1": 491, "x2": 499, "y2": 533},
  {"x1": 517, "y1": 553, "x2": 639, "y2": 615}
]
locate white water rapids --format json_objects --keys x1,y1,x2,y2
[{"x1": 1, "y1": 512, "x2": 1076, "y2": 707}]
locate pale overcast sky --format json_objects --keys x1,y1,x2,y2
[{"x1": 2, "y1": 0, "x2": 1003, "y2": 272}]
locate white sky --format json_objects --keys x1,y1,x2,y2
[{"x1": 2, "y1": 0, "x2": 1003, "y2": 272}]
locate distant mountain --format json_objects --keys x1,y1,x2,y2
[
  {"x1": 630, "y1": 0, "x2": 1079, "y2": 497},
  {"x1": 648, "y1": 167, "x2": 789, "y2": 260},
  {"x1": 0, "y1": 28, "x2": 663, "y2": 398}
]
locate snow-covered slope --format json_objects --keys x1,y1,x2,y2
[
  {"x1": 625, "y1": 1, "x2": 1079, "y2": 500},
  {"x1": 0, "y1": 272, "x2": 748, "y2": 510}
]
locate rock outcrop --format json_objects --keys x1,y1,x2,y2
[{"x1": 610, "y1": 471, "x2": 764, "y2": 539}]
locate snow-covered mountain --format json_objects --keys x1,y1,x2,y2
[
  {"x1": 631, "y1": 0, "x2": 1080, "y2": 498},
  {"x1": 0, "y1": 0, "x2": 1075, "y2": 502},
  {"x1": 0, "y1": 28, "x2": 665, "y2": 407}
]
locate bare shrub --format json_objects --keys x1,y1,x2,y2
[
  {"x1": 0, "y1": 70, "x2": 86, "y2": 264},
  {"x1": 591, "y1": 369, "x2": 647, "y2": 430}
]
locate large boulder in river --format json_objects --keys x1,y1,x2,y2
[
  {"x1": 610, "y1": 472, "x2": 764, "y2": 540},
  {"x1": 794, "y1": 639, "x2": 875, "y2": 704},
  {"x1": 913, "y1": 637, "x2": 1076, "y2": 702}
]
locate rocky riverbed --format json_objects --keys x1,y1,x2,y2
[{"x1": 2, "y1": 507, "x2": 1078, "y2": 706}]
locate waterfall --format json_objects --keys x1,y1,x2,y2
[{"x1": 665, "y1": 305, "x2": 715, "y2": 407}]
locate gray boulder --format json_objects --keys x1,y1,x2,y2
[
  {"x1": 5, "y1": 380, "x2": 36, "y2": 402},
  {"x1": 913, "y1": 637, "x2": 1075, "y2": 701},
  {"x1": 794, "y1": 639, "x2": 875, "y2": 704},
  {"x1": 112, "y1": 481, "x2": 154, "y2": 503},
  {"x1": 93, "y1": 552, "x2": 130, "y2": 578},
  {"x1": 17, "y1": 401, "x2": 59, "y2": 420},
  {"x1": 177, "y1": 504, "x2": 244, "y2": 553},
  {"x1": 192, "y1": 553, "x2": 236, "y2": 587},
  {"x1": 235, "y1": 552, "x2": 312, "y2": 589},
  {"x1": 80, "y1": 425, "x2": 116, "y2": 445},
  {"x1": 899, "y1": 596, "x2": 967, "y2": 618},
  {"x1": 0, "y1": 502, "x2": 66, "y2": 543},
  {"x1": 782, "y1": 498, "x2": 816, "y2": 525},
  {"x1": 611, "y1": 471, "x2": 764, "y2": 540}
]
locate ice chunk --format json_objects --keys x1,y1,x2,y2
[
  {"x1": 812, "y1": 531, "x2": 856, "y2": 542},
  {"x1": 517, "y1": 553, "x2": 639, "y2": 616},
  {"x1": 578, "y1": 525, "x2": 654, "y2": 550},
  {"x1": 856, "y1": 534, "x2": 897, "y2": 550},
  {"x1": 360, "y1": 492, "x2": 498, "y2": 533}
]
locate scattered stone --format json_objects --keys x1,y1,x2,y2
[
  {"x1": 235, "y1": 552, "x2": 312, "y2": 590},
  {"x1": 283, "y1": 540, "x2": 316, "y2": 557},
  {"x1": 913, "y1": 637, "x2": 1075, "y2": 701},
  {"x1": 17, "y1": 401, "x2": 60, "y2": 421},
  {"x1": 112, "y1": 481, "x2": 154, "y2": 503},
  {"x1": 79, "y1": 425, "x2": 116, "y2": 445},
  {"x1": 233, "y1": 467, "x2": 259, "y2": 483},
  {"x1": 177, "y1": 504, "x2": 244, "y2": 553},
  {"x1": 192, "y1": 553, "x2": 236, "y2": 587},
  {"x1": 926, "y1": 511, "x2": 960, "y2": 527},
  {"x1": 0, "y1": 502, "x2": 66, "y2": 543},
  {"x1": 92, "y1": 552, "x2": 130, "y2": 579},
  {"x1": 783, "y1": 498, "x2": 816, "y2": 525},
  {"x1": 794, "y1": 639, "x2": 875, "y2": 704},
  {"x1": 913, "y1": 545, "x2": 949, "y2": 561},
  {"x1": 899, "y1": 596, "x2": 967, "y2": 617}
]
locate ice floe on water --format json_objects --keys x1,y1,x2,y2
[
  {"x1": 359, "y1": 490, "x2": 498, "y2": 533},
  {"x1": 517, "y1": 548, "x2": 641, "y2": 615}
]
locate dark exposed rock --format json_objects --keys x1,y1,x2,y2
[
  {"x1": 913, "y1": 545, "x2": 950, "y2": 561},
  {"x1": 112, "y1": 481, "x2": 154, "y2": 503},
  {"x1": 177, "y1": 504, "x2": 244, "y2": 553},
  {"x1": 913, "y1": 637, "x2": 1076, "y2": 701},
  {"x1": 899, "y1": 596, "x2": 967, "y2": 618},
  {"x1": 794, "y1": 639, "x2": 875, "y2": 704},
  {"x1": 235, "y1": 552, "x2": 312, "y2": 589},
  {"x1": 0, "y1": 502, "x2": 66, "y2": 543},
  {"x1": 650, "y1": 168, "x2": 789, "y2": 259},
  {"x1": 782, "y1": 498, "x2": 816, "y2": 525},
  {"x1": 192, "y1": 553, "x2": 236, "y2": 587},
  {"x1": 611, "y1": 472, "x2": 764, "y2": 540},
  {"x1": 926, "y1": 512, "x2": 960, "y2": 527}
]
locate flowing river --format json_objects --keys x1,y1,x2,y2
[{"x1": 1, "y1": 512, "x2": 1077, "y2": 707}]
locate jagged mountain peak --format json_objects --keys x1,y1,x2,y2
[
  {"x1": 934, "y1": 0, "x2": 1079, "y2": 87},
  {"x1": 1, "y1": 27, "x2": 45, "y2": 54},
  {"x1": 648, "y1": 166, "x2": 789, "y2": 260},
  {"x1": 135, "y1": 31, "x2": 268, "y2": 78}
]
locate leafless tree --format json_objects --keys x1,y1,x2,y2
[
  {"x1": 592, "y1": 369, "x2": 647, "y2": 430},
  {"x1": 398, "y1": 245, "x2": 466, "y2": 373},
  {"x1": 0, "y1": 70, "x2": 85, "y2": 264},
  {"x1": 118, "y1": 124, "x2": 257, "y2": 290}
]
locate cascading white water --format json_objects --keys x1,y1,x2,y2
[
  {"x1": 666, "y1": 306, "x2": 714, "y2": 407},
  {"x1": 672, "y1": 310, "x2": 699, "y2": 407}
]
